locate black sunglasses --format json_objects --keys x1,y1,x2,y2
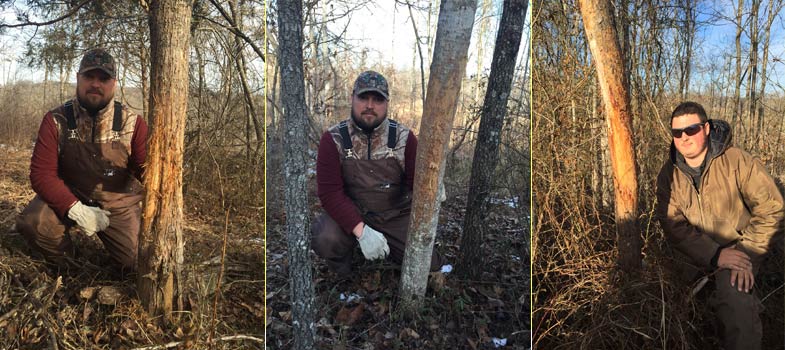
[{"x1": 671, "y1": 122, "x2": 705, "y2": 138}]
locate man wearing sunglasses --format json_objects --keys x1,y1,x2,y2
[{"x1": 656, "y1": 101, "x2": 783, "y2": 350}]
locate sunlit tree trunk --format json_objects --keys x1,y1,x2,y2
[
  {"x1": 578, "y1": 0, "x2": 641, "y2": 272},
  {"x1": 732, "y1": 0, "x2": 743, "y2": 140}
]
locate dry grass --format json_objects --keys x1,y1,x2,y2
[{"x1": 532, "y1": 160, "x2": 785, "y2": 349}]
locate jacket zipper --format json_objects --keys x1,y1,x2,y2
[
  {"x1": 91, "y1": 116, "x2": 96, "y2": 143},
  {"x1": 675, "y1": 156, "x2": 712, "y2": 229},
  {"x1": 694, "y1": 155, "x2": 714, "y2": 230}
]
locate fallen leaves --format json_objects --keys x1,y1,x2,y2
[{"x1": 335, "y1": 303, "x2": 365, "y2": 326}]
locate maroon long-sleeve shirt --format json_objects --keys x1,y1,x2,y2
[
  {"x1": 316, "y1": 129, "x2": 418, "y2": 234},
  {"x1": 30, "y1": 112, "x2": 148, "y2": 218}
]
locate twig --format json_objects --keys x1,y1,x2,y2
[
  {"x1": 130, "y1": 335, "x2": 265, "y2": 350},
  {"x1": 209, "y1": 208, "x2": 231, "y2": 343},
  {"x1": 761, "y1": 282, "x2": 784, "y2": 302},
  {"x1": 0, "y1": 0, "x2": 92, "y2": 29}
]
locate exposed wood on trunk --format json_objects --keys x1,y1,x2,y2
[
  {"x1": 577, "y1": 0, "x2": 642, "y2": 272},
  {"x1": 399, "y1": 0, "x2": 478, "y2": 311},
  {"x1": 138, "y1": 0, "x2": 192, "y2": 319}
]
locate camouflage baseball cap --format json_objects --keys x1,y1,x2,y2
[
  {"x1": 353, "y1": 70, "x2": 389, "y2": 100},
  {"x1": 78, "y1": 48, "x2": 116, "y2": 78}
]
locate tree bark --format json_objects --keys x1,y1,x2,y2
[
  {"x1": 138, "y1": 0, "x2": 192, "y2": 319},
  {"x1": 399, "y1": 0, "x2": 478, "y2": 311},
  {"x1": 748, "y1": 0, "x2": 760, "y2": 148},
  {"x1": 458, "y1": 0, "x2": 527, "y2": 279},
  {"x1": 756, "y1": 0, "x2": 782, "y2": 148},
  {"x1": 577, "y1": 0, "x2": 642, "y2": 272},
  {"x1": 732, "y1": 0, "x2": 743, "y2": 136},
  {"x1": 278, "y1": 0, "x2": 316, "y2": 348}
]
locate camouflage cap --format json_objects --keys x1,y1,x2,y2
[
  {"x1": 78, "y1": 48, "x2": 116, "y2": 78},
  {"x1": 353, "y1": 70, "x2": 389, "y2": 100}
]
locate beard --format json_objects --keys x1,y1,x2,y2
[
  {"x1": 351, "y1": 107, "x2": 386, "y2": 132},
  {"x1": 77, "y1": 90, "x2": 113, "y2": 115}
]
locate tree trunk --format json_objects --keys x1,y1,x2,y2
[
  {"x1": 748, "y1": 0, "x2": 760, "y2": 148},
  {"x1": 278, "y1": 0, "x2": 316, "y2": 348},
  {"x1": 139, "y1": 16, "x2": 150, "y2": 122},
  {"x1": 399, "y1": 0, "x2": 478, "y2": 311},
  {"x1": 458, "y1": 0, "x2": 527, "y2": 279},
  {"x1": 577, "y1": 0, "x2": 641, "y2": 272},
  {"x1": 756, "y1": 0, "x2": 782, "y2": 148},
  {"x1": 138, "y1": 0, "x2": 192, "y2": 319},
  {"x1": 732, "y1": 0, "x2": 743, "y2": 137}
]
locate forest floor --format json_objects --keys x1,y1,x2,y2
[
  {"x1": 265, "y1": 182, "x2": 530, "y2": 349},
  {"x1": 532, "y1": 190, "x2": 785, "y2": 349},
  {"x1": 0, "y1": 147, "x2": 265, "y2": 349}
]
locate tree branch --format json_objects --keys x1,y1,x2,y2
[
  {"x1": 0, "y1": 0, "x2": 93, "y2": 29},
  {"x1": 206, "y1": 0, "x2": 265, "y2": 62}
]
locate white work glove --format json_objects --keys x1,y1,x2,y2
[
  {"x1": 357, "y1": 224, "x2": 390, "y2": 260},
  {"x1": 67, "y1": 201, "x2": 111, "y2": 236}
]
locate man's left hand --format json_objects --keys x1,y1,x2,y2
[{"x1": 730, "y1": 268, "x2": 754, "y2": 293}]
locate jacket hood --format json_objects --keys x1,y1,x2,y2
[{"x1": 669, "y1": 119, "x2": 733, "y2": 164}]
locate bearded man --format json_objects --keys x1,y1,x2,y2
[
  {"x1": 311, "y1": 70, "x2": 442, "y2": 277},
  {"x1": 16, "y1": 48, "x2": 147, "y2": 271}
]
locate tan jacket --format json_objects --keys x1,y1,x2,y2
[{"x1": 656, "y1": 119, "x2": 784, "y2": 269}]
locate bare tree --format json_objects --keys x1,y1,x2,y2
[
  {"x1": 137, "y1": 0, "x2": 192, "y2": 318},
  {"x1": 458, "y1": 0, "x2": 527, "y2": 279},
  {"x1": 278, "y1": 0, "x2": 316, "y2": 348},
  {"x1": 577, "y1": 0, "x2": 641, "y2": 271},
  {"x1": 399, "y1": 0, "x2": 478, "y2": 311}
]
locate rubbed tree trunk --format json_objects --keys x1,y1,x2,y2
[
  {"x1": 399, "y1": 0, "x2": 478, "y2": 311},
  {"x1": 458, "y1": 0, "x2": 527, "y2": 279},
  {"x1": 577, "y1": 0, "x2": 642, "y2": 272},
  {"x1": 138, "y1": 0, "x2": 192, "y2": 318},
  {"x1": 278, "y1": 0, "x2": 316, "y2": 348}
]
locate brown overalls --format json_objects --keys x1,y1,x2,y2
[
  {"x1": 16, "y1": 100, "x2": 144, "y2": 269},
  {"x1": 311, "y1": 119, "x2": 441, "y2": 275}
]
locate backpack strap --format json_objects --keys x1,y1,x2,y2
[
  {"x1": 63, "y1": 101, "x2": 79, "y2": 140},
  {"x1": 338, "y1": 120, "x2": 357, "y2": 159}
]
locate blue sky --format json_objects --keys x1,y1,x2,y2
[{"x1": 691, "y1": 0, "x2": 785, "y2": 94}]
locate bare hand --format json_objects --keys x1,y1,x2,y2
[
  {"x1": 716, "y1": 247, "x2": 752, "y2": 271},
  {"x1": 730, "y1": 268, "x2": 755, "y2": 293}
]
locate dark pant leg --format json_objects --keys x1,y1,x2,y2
[
  {"x1": 97, "y1": 204, "x2": 141, "y2": 269},
  {"x1": 378, "y1": 213, "x2": 442, "y2": 272},
  {"x1": 15, "y1": 195, "x2": 74, "y2": 261},
  {"x1": 710, "y1": 269, "x2": 762, "y2": 350},
  {"x1": 311, "y1": 213, "x2": 356, "y2": 276}
]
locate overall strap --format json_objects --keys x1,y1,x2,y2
[
  {"x1": 112, "y1": 101, "x2": 123, "y2": 132},
  {"x1": 387, "y1": 119, "x2": 398, "y2": 149},
  {"x1": 338, "y1": 120, "x2": 353, "y2": 149},
  {"x1": 63, "y1": 101, "x2": 79, "y2": 140},
  {"x1": 338, "y1": 120, "x2": 357, "y2": 159}
]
